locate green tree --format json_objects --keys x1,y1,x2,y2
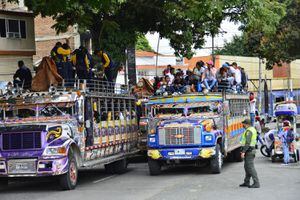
[
  {"x1": 251, "y1": 0, "x2": 300, "y2": 69},
  {"x1": 135, "y1": 34, "x2": 153, "y2": 52},
  {"x1": 10, "y1": 0, "x2": 286, "y2": 63},
  {"x1": 223, "y1": 0, "x2": 300, "y2": 69},
  {"x1": 215, "y1": 35, "x2": 256, "y2": 57}
]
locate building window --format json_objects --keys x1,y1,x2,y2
[
  {"x1": 0, "y1": 18, "x2": 6, "y2": 38},
  {"x1": 0, "y1": 18, "x2": 26, "y2": 39}
]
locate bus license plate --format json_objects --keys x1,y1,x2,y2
[
  {"x1": 174, "y1": 149, "x2": 185, "y2": 155},
  {"x1": 16, "y1": 163, "x2": 29, "y2": 170}
]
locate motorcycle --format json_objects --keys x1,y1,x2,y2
[{"x1": 260, "y1": 142, "x2": 274, "y2": 157}]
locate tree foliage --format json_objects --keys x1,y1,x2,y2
[
  {"x1": 217, "y1": 0, "x2": 300, "y2": 69},
  {"x1": 215, "y1": 35, "x2": 256, "y2": 57},
  {"x1": 135, "y1": 34, "x2": 153, "y2": 52},
  {"x1": 10, "y1": 0, "x2": 287, "y2": 63},
  {"x1": 247, "y1": 0, "x2": 300, "y2": 69}
]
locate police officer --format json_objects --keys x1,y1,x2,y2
[{"x1": 240, "y1": 119, "x2": 260, "y2": 188}]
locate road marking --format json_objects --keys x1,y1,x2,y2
[
  {"x1": 189, "y1": 189, "x2": 198, "y2": 193},
  {"x1": 93, "y1": 175, "x2": 117, "y2": 184}
]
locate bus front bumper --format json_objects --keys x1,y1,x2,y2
[
  {"x1": 147, "y1": 147, "x2": 216, "y2": 160},
  {"x1": 0, "y1": 156, "x2": 69, "y2": 177}
]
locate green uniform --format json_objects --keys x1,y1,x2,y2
[{"x1": 241, "y1": 126, "x2": 260, "y2": 186}]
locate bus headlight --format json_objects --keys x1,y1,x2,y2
[
  {"x1": 43, "y1": 146, "x2": 67, "y2": 156},
  {"x1": 205, "y1": 135, "x2": 213, "y2": 142}
]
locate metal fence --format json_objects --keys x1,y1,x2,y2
[{"x1": 0, "y1": 79, "x2": 131, "y2": 98}]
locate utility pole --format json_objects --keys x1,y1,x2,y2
[
  {"x1": 288, "y1": 63, "x2": 293, "y2": 101},
  {"x1": 258, "y1": 58, "x2": 262, "y2": 114},
  {"x1": 211, "y1": 33, "x2": 215, "y2": 65},
  {"x1": 155, "y1": 34, "x2": 160, "y2": 77},
  {"x1": 125, "y1": 49, "x2": 128, "y2": 86}
]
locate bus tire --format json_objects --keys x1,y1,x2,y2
[
  {"x1": 233, "y1": 147, "x2": 243, "y2": 162},
  {"x1": 225, "y1": 152, "x2": 234, "y2": 162},
  {"x1": 0, "y1": 177, "x2": 8, "y2": 188},
  {"x1": 210, "y1": 144, "x2": 222, "y2": 174},
  {"x1": 59, "y1": 154, "x2": 78, "y2": 190},
  {"x1": 105, "y1": 162, "x2": 116, "y2": 174},
  {"x1": 148, "y1": 159, "x2": 161, "y2": 175},
  {"x1": 114, "y1": 159, "x2": 128, "y2": 174}
]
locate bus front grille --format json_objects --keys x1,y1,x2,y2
[{"x1": 158, "y1": 127, "x2": 201, "y2": 145}]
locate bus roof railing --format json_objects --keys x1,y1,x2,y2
[
  {"x1": 57, "y1": 79, "x2": 131, "y2": 97},
  {"x1": 0, "y1": 79, "x2": 132, "y2": 99}
]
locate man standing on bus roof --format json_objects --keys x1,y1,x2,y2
[{"x1": 240, "y1": 119, "x2": 260, "y2": 188}]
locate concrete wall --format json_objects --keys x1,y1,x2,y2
[
  {"x1": 136, "y1": 56, "x2": 177, "y2": 66},
  {"x1": 0, "y1": 55, "x2": 33, "y2": 81}
]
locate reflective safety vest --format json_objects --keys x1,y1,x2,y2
[{"x1": 240, "y1": 126, "x2": 257, "y2": 147}]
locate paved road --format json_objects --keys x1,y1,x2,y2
[{"x1": 1, "y1": 153, "x2": 299, "y2": 200}]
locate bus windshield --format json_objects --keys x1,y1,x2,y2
[
  {"x1": 152, "y1": 102, "x2": 221, "y2": 118},
  {"x1": 0, "y1": 102, "x2": 75, "y2": 121}
]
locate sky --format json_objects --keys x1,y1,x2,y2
[{"x1": 146, "y1": 20, "x2": 242, "y2": 56}]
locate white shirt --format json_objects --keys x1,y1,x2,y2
[
  {"x1": 228, "y1": 66, "x2": 236, "y2": 77},
  {"x1": 234, "y1": 68, "x2": 242, "y2": 84},
  {"x1": 264, "y1": 130, "x2": 276, "y2": 149},
  {"x1": 250, "y1": 99, "x2": 256, "y2": 113},
  {"x1": 165, "y1": 72, "x2": 174, "y2": 83}
]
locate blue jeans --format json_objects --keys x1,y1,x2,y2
[
  {"x1": 204, "y1": 79, "x2": 217, "y2": 91},
  {"x1": 283, "y1": 143, "x2": 290, "y2": 164},
  {"x1": 250, "y1": 113, "x2": 255, "y2": 126}
]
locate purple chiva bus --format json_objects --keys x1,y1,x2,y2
[{"x1": 0, "y1": 80, "x2": 139, "y2": 190}]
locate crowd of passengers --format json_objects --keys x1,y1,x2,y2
[{"x1": 153, "y1": 60, "x2": 248, "y2": 96}]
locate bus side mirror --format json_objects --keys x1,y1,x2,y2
[
  {"x1": 77, "y1": 115, "x2": 84, "y2": 124},
  {"x1": 85, "y1": 120, "x2": 91, "y2": 128}
]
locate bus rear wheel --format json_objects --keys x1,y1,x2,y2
[
  {"x1": 148, "y1": 159, "x2": 161, "y2": 175},
  {"x1": 233, "y1": 147, "x2": 243, "y2": 162},
  {"x1": 114, "y1": 159, "x2": 128, "y2": 174}
]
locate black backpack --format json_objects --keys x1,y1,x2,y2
[
  {"x1": 75, "y1": 49, "x2": 88, "y2": 71},
  {"x1": 241, "y1": 71, "x2": 247, "y2": 86}
]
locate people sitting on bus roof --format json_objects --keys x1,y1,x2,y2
[
  {"x1": 163, "y1": 64, "x2": 175, "y2": 83},
  {"x1": 172, "y1": 72, "x2": 186, "y2": 94},
  {"x1": 216, "y1": 63, "x2": 233, "y2": 92},
  {"x1": 202, "y1": 61, "x2": 217, "y2": 92},
  {"x1": 193, "y1": 61, "x2": 206, "y2": 82},
  {"x1": 184, "y1": 70, "x2": 197, "y2": 93},
  {"x1": 147, "y1": 60, "x2": 249, "y2": 97}
]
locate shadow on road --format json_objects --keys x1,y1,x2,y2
[{"x1": 0, "y1": 168, "x2": 118, "y2": 193}]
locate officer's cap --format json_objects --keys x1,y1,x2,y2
[{"x1": 242, "y1": 119, "x2": 251, "y2": 125}]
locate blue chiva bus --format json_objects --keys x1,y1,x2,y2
[{"x1": 146, "y1": 93, "x2": 249, "y2": 175}]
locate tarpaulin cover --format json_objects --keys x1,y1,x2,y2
[
  {"x1": 31, "y1": 57, "x2": 63, "y2": 92},
  {"x1": 133, "y1": 77, "x2": 154, "y2": 98}
]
